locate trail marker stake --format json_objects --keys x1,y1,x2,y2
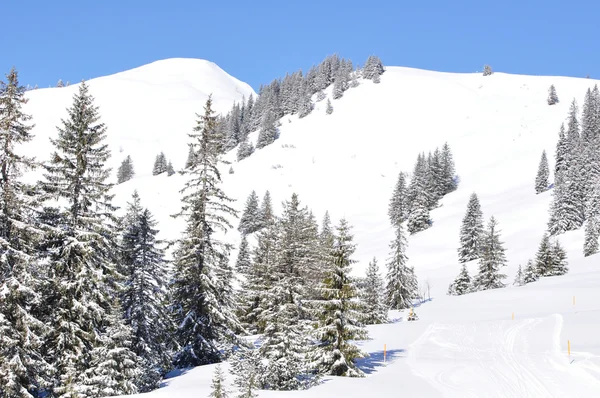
[
  {"x1": 384, "y1": 344, "x2": 387, "y2": 363},
  {"x1": 512, "y1": 312, "x2": 514, "y2": 320},
  {"x1": 573, "y1": 296, "x2": 576, "y2": 306},
  {"x1": 568, "y1": 340, "x2": 571, "y2": 359}
]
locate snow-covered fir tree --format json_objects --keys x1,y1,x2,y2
[
  {"x1": 549, "y1": 240, "x2": 569, "y2": 276},
  {"x1": 584, "y1": 182, "x2": 600, "y2": 256},
  {"x1": 385, "y1": 224, "x2": 418, "y2": 309},
  {"x1": 547, "y1": 84, "x2": 559, "y2": 105},
  {"x1": 259, "y1": 190, "x2": 274, "y2": 228},
  {"x1": 209, "y1": 365, "x2": 229, "y2": 398},
  {"x1": 312, "y1": 219, "x2": 367, "y2": 377},
  {"x1": 407, "y1": 187, "x2": 432, "y2": 234},
  {"x1": 483, "y1": 65, "x2": 493, "y2": 76},
  {"x1": 255, "y1": 110, "x2": 278, "y2": 149},
  {"x1": 170, "y1": 96, "x2": 241, "y2": 367},
  {"x1": 458, "y1": 193, "x2": 485, "y2": 263},
  {"x1": 325, "y1": 98, "x2": 333, "y2": 115},
  {"x1": 56, "y1": 79, "x2": 64, "y2": 88},
  {"x1": 77, "y1": 312, "x2": 141, "y2": 397},
  {"x1": 472, "y1": 216, "x2": 507, "y2": 291},
  {"x1": 534, "y1": 234, "x2": 554, "y2": 277},
  {"x1": 362, "y1": 55, "x2": 384, "y2": 80},
  {"x1": 554, "y1": 123, "x2": 568, "y2": 186},
  {"x1": 185, "y1": 145, "x2": 196, "y2": 169},
  {"x1": 441, "y1": 142, "x2": 458, "y2": 194},
  {"x1": 447, "y1": 264, "x2": 471, "y2": 296},
  {"x1": 238, "y1": 190, "x2": 262, "y2": 235},
  {"x1": 361, "y1": 257, "x2": 389, "y2": 324},
  {"x1": 256, "y1": 194, "x2": 318, "y2": 390},
  {"x1": 535, "y1": 150, "x2": 550, "y2": 194},
  {"x1": 152, "y1": 152, "x2": 168, "y2": 175},
  {"x1": 388, "y1": 171, "x2": 408, "y2": 227},
  {"x1": 229, "y1": 348, "x2": 260, "y2": 398},
  {"x1": 119, "y1": 192, "x2": 173, "y2": 391},
  {"x1": 513, "y1": 265, "x2": 525, "y2": 286},
  {"x1": 235, "y1": 235, "x2": 252, "y2": 275},
  {"x1": 40, "y1": 81, "x2": 132, "y2": 396},
  {"x1": 117, "y1": 155, "x2": 135, "y2": 184},
  {"x1": 0, "y1": 67, "x2": 52, "y2": 397},
  {"x1": 167, "y1": 160, "x2": 175, "y2": 176},
  {"x1": 523, "y1": 259, "x2": 539, "y2": 284},
  {"x1": 236, "y1": 133, "x2": 254, "y2": 161}
]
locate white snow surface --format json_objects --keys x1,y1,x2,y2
[{"x1": 20, "y1": 60, "x2": 600, "y2": 397}]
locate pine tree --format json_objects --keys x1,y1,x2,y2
[
  {"x1": 0, "y1": 67, "x2": 52, "y2": 397},
  {"x1": 312, "y1": 219, "x2": 367, "y2": 377},
  {"x1": 209, "y1": 365, "x2": 229, "y2": 398},
  {"x1": 152, "y1": 152, "x2": 168, "y2": 175},
  {"x1": 167, "y1": 160, "x2": 175, "y2": 176},
  {"x1": 238, "y1": 191, "x2": 262, "y2": 235},
  {"x1": 385, "y1": 224, "x2": 418, "y2": 309},
  {"x1": 549, "y1": 240, "x2": 569, "y2": 276},
  {"x1": 77, "y1": 313, "x2": 141, "y2": 397},
  {"x1": 388, "y1": 171, "x2": 408, "y2": 227},
  {"x1": 40, "y1": 81, "x2": 128, "y2": 396},
  {"x1": 236, "y1": 133, "x2": 254, "y2": 161},
  {"x1": 441, "y1": 142, "x2": 458, "y2": 194},
  {"x1": 170, "y1": 96, "x2": 241, "y2": 367},
  {"x1": 554, "y1": 124, "x2": 568, "y2": 186},
  {"x1": 547, "y1": 85, "x2": 559, "y2": 105},
  {"x1": 361, "y1": 257, "x2": 388, "y2": 324},
  {"x1": 119, "y1": 192, "x2": 173, "y2": 391},
  {"x1": 458, "y1": 193, "x2": 485, "y2": 263},
  {"x1": 584, "y1": 183, "x2": 600, "y2": 257},
  {"x1": 316, "y1": 90, "x2": 326, "y2": 102},
  {"x1": 523, "y1": 260, "x2": 539, "y2": 284},
  {"x1": 535, "y1": 150, "x2": 550, "y2": 193},
  {"x1": 483, "y1": 65, "x2": 493, "y2": 76},
  {"x1": 534, "y1": 234, "x2": 554, "y2": 277},
  {"x1": 259, "y1": 190, "x2": 274, "y2": 228},
  {"x1": 325, "y1": 98, "x2": 333, "y2": 115},
  {"x1": 362, "y1": 55, "x2": 384, "y2": 80},
  {"x1": 185, "y1": 145, "x2": 196, "y2": 169},
  {"x1": 513, "y1": 265, "x2": 525, "y2": 286},
  {"x1": 229, "y1": 348, "x2": 260, "y2": 398},
  {"x1": 235, "y1": 235, "x2": 252, "y2": 275},
  {"x1": 407, "y1": 188, "x2": 431, "y2": 234},
  {"x1": 56, "y1": 79, "x2": 64, "y2": 88},
  {"x1": 472, "y1": 216, "x2": 507, "y2": 291},
  {"x1": 255, "y1": 110, "x2": 278, "y2": 149},
  {"x1": 447, "y1": 264, "x2": 471, "y2": 296},
  {"x1": 117, "y1": 155, "x2": 135, "y2": 184}
]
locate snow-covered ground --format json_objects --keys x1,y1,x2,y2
[{"x1": 20, "y1": 59, "x2": 600, "y2": 396}]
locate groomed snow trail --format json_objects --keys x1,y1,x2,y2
[{"x1": 407, "y1": 314, "x2": 600, "y2": 397}]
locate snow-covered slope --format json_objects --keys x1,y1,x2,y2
[{"x1": 21, "y1": 61, "x2": 600, "y2": 396}]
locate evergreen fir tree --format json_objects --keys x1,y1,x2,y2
[
  {"x1": 388, "y1": 171, "x2": 408, "y2": 227},
  {"x1": 255, "y1": 110, "x2": 278, "y2": 149},
  {"x1": 119, "y1": 192, "x2": 173, "y2": 391},
  {"x1": 547, "y1": 85, "x2": 559, "y2": 105},
  {"x1": 0, "y1": 67, "x2": 52, "y2": 397},
  {"x1": 167, "y1": 161, "x2": 175, "y2": 176},
  {"x1": 513, "y1": 265, "x2": 525, "y2": 286},
  {"x1": 77, "y1": 313, "x2": 141, "y2": 397},
  {"x1": 472, "y1": 216, "x2": 507, "y2": 291},
  {"x1": 447, "y1": 264, "x2": 471, "y2": 296},
  {"x1": 40, "y1": 81, "x2": 129, "y2": 396},
  {"x1": 312, "y1": 219, "x2": 367, "y2": 377},
  {"x1": 235, "y1": 235, "x2": 252, "y2": 275},
  {"x1": 170, "y1": 96, "x2": 241, "y2": 367},
  {"x1": 385, "y1": 224, "x2": 418, "y2": 309},
  {"x1": 236, "y1": 134, "x2": 254, "y2": 161},
  {"x1": 117, "y1": 155, "x2": 135, "y2": 184},
  {"x1": 535, "y1": 150, "x2": 550, "y2": 194},
  {"x1": 229, "y1": 348, "x2": 260, "y2": 398},
  {"x1": 209, "y1": 365, "x2": 229, "y2": 398},
  {"x1": 441, "y1": 142, "x2": 458, "y2": 194},
  {"x1": 259, "y1": 190, "x2": 274, "y2": 228},
  {"x1": 362, "y1": 56, "x2": 384, "y2": 80},
  {"x1": 185, "y1": 145, "x2": 196, "y2": 169},
  {"x1": 238, "y1": 190, "x2": 262, "y2": 235},
  {"x1": 407, "y1": 188, "x2": 431, "y2": 234},
  {"x1": 325, "y1": 99, "x2": 333, "y2": 115},
  {"x1": 549, "y1": 240, "x2": 569, "y2": 276},
  {"x1": 458, "y1": 193, "x2": 485, "y2": 263},
  {"x1": 483, "y1": 65, "x2": 493, "y2": 76},
  {"x1": 523, "y1": 260, "x2": 539, "y2": 284},
  {"x1": 56, "y1": 79, "x2": 64, "y2": 88},
  {"x1": 152, "y1": 152, "x2": 168, "y2": 175},
  {"x1": 361, "y1": 257, "x2": 389, "y2": 324},
  {"x1": 316, "y1": 90, "x2": 326, "y2": 102},
  {"x1": 584, "y1": 183, "x2": 600, "y2": 257},
  {"x1": 554, "y1": 124, "x2": 568, "y2": 186},
  {"x1": 535, "y1": 234, "x2": 554, "y2": 277}
]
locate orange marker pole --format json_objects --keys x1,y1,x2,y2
[
  {"x1": 384, "y1": 344, "x2": 387, "y2": 363},
  {"x1": 512, "y1": 312, "x2": 514, "y2": 320},
  {"x1": 568, "y1": 340, "x2": 571, "y2": 359}
]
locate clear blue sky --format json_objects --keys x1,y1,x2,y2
[{"x1": 5, "y1": 0, "x2": 599, "y2": 90}]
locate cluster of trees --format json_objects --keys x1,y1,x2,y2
[
  {"x1": 541, "y1": 85, "x2": 600, "y2": 256},
  {"x1": 213, "y1": 54, "x2": 384, "y2": 162},
  {"x1": 152, "y1": 151, "x2": 175, "y2": 176},
  {"x1": 388, "y1": 142, "x2": 458, "y2": 235},
  {"x1": 450, "y1": 192, "x2": 569, "y2": 296}
]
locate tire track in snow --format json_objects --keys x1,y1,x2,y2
[{"x1": 406, "y1": 315, "x2": 595, "y2": 397}]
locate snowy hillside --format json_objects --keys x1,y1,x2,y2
[{"x1": 21, "y1": 61, "x2": 600, "y2": 396}]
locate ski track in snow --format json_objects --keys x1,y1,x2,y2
[{"x1": 407, "y1": 314, "x2": 600, "y2": 397}]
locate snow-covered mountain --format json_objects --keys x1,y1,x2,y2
[{"x1": 21, "y1": 60, "x2": 600, "y2": 396}]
